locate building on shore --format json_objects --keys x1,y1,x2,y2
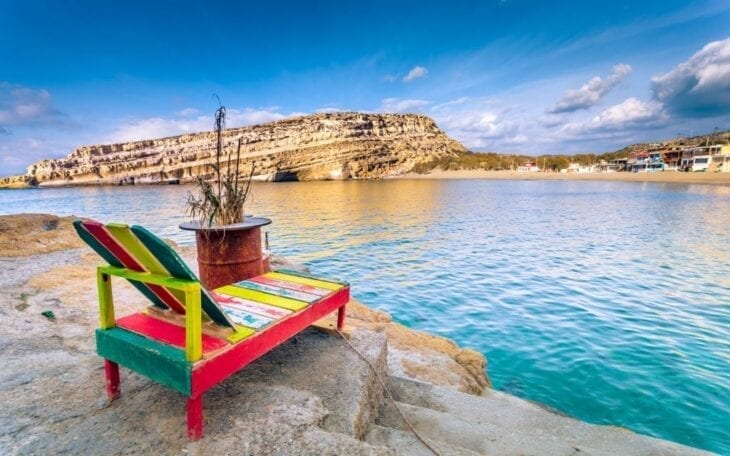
[
  {"x1": 561, "y1": 162, "x2": 593, "y2": 173},
  {"x1": 709, "y1": 144, "x2": 730, "y2": 172},
  {"x1": 692, "y1": 148, "x2": 711, "y2": 172},
  {"x1": 627, "y1": 148, "x2": 669, "y2": 172},
  {"x1": 661, "y1": 147, "x2": 682, "y2": 170},
  {"x1": 517, "y1": 161, "x2": 541, "y2": 173},
  {"x1": 647, "y1": 151, "x2": 665, "y2": 172},
  {"x1": 629, "y1": 151, "x2": 649, "y2": 172},
  {"x1": 680, "y1": 144, "x2": 730, "y2": 172},
  {"x1": 609, "y1": 158, "x2": 628, "y2": 172},
  {"x1": 680, "y1": 147, "x2": 698, "y2": 171}
]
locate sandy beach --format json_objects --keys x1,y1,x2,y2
[{"x1": 396, "y1": 169, "x2": 730, "y2": 185}]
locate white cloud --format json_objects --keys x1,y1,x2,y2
[
  {"x1": 430, "y1": 97, "x2": 523, "y2": 149},
  {"x1": 502, "y1": 134, "x2": 529, "y2": 145},
  {"x1": 176, "y1": 107, "x2": 198, "y2": 117},
  {"x1": 547, "y1": 64, "x2": 632, "y2": 113},
  {"x1": 0, "y1": 135, "x2": 78, "y2": 175},
  {"x1": 2, "y1": 155, "x2": 25, "y2": 167},
  {"x1": 444, "y1": 112, "x2": 506, "y2": 135},
  {"x1": 0, "y1": 83, "x2": 69, "y2": 129},
  {"x1": 537, "y1": 113, "x2": 567, "y2": 128},
  {"x1": 107, "y1": 108, "x2": 302, "y2": 143},
  {"x1": 226, "y1": 108, "x2": 289, "y2": 126},
  {"x1": 594, "y1": 98, "x2": 663, "y2": 125},
  {"x1": 432, "y1": 97, "x2": 471, "y2": 111},
  {"x1": 380, "y1": 98, "x2": 429, "y2": 113},
  {"x1": 558, "y1": 97, "x2": 667, "y2": 139},
  {"x1": 403, "y1": 66, "x2": 428, "y2": 82},
  {"x1": 651, "y1": 38, "x2": 730, "y2": 117},
  {"x1": 107, "y1": 117, "x2": 203, "y2": 142}
]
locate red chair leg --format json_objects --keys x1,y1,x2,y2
[
  {"x1": 337, "y1": 303, "x2": 347, "y2": 330},
  {"x1": 187, "y1": 395, "x2": 203, "y2": 441},
  {"x1": 104, "y1": 359, "x2": 120, "y2": 401}
]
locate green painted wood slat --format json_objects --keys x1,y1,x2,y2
[{"x1": 96, "y1": 327, "x2": 191, "y2": 395}]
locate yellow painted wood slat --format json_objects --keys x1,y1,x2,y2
[
  {"x1": 185, "y1": 288, "x2": 203, "y2": 362},
  {"x1": 215, "y1": 285, "x2": 309, "y2": 311},
  {"x1": 226, "y1": 325, "x2": 256, "y2": 343},
  {"x1": 106, "y1": 223, "x2": 169, "y2": 276},
  {"x1": 106, "y1": 223, "x2": 188, "y2": 304},
  {"x1": 98, "y1": 265, "x2": 199, "y2": 291},
  {"x1": 265, "y1": 272, "x2": 344, "y2": 291},
  {"x1": 97, "y1": 269, "x2": 115, "y2": 329}
]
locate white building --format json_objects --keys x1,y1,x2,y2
[{"x1": 517, "y1": 161, "x2": 540, "y2": 173}]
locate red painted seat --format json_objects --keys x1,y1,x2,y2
[{"x1": 73, "y1": 219, "x2": 349, "y2": 440}]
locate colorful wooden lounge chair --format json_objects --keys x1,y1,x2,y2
[{"x1": 73, "y1": 219, "x2": 349, "y2": 440}]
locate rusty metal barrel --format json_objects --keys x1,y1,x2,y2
[{"x1": 180, "y1": 217, "x2": 272, "y2": 290}]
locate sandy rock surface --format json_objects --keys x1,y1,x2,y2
[
  {"x1": 0, "y1": 214, "x2": 83, "y2": 257},
  {"x1": 342, "y1": 301, "x2": 490, "y2": 394},
  {"x1": 0, "y1": 214, "x2": 489, "y2": 455}
]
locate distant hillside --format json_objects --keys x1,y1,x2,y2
[
  {"x1": 609, "y1": 129, "x2": 730, "y2": 159},
  {"x1": 414, "y1": 129, "x2": 730, "y2": 172}
]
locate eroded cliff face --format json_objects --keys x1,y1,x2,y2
[{"x1": 1, "y1": 112, "x2": 467, "y2": 187}]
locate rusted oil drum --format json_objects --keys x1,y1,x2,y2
[{"x1": 180, "y1": 217, "x2": 272, "y2": 290}]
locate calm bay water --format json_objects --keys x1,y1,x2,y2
[{"x1": 2, "y1": 179, "x2": 729, "y2": 453}]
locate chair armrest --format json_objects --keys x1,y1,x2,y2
[
  {"x1": 98, "y1": 265, "x2": 200, "y2": 291},
  {"x1": 96, "y1": 265, "x2": 203, "y2": 362}
]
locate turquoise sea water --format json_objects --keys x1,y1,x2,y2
[{"x1": 2, "y1": 179, "x2": 729, "y2": 453}]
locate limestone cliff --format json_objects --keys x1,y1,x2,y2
[{"x1": 1, "y1": 112, "x2": 467, "y2": 187}]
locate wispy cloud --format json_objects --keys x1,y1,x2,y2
[
  {"x1": 432, "y1": 97, "x2": 471, "y2": 111},
  {"x1": 380, "y1": 98, "x2": 429, "y2": 113},
  {"x1": 537, "y1": 114, "x2": 566, "y2": 128},
  {"x1": 430, "y1": 97, "x2": 525, "y2": 149},
  {"x1": 403, "y1": 65, "x2": 428, "y2": 82},
  {"x1": 0, "y1": 82, "x2": 71, "y2": 131},
  {"x1": 0, "y1": 135, "x2": 77, "y2": 175},
  {"x1": 558, "y1": 97, "x2": 667, "y2": 140},
  {"x1": 315, "y1": 106, "x2": 346, "y2": 113},
  {"x1": 547, "y1": 64, "x2": 632, "y2": 113},
  {"x1": 107, "y1": 107, "x2": 304, "y2": 143},
  {"x1": 176, "y1": 107, "x2": 199, "y2": 117},
  {"x1": 651, "y1": 37, "x2": 730, "y2": 117},
  {"x1": 543, "y1": 2, "x2": 730, "y2": 64}
]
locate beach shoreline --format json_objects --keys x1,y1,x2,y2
[
  {"x1": 393, "y1": 169, "x2": 730, "y2": 185},
  {"x1": 4, "y1": 170, "x2": 730, "y2": 190}
]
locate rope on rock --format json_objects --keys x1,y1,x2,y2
[{"x1": 336, "y1": 329, "x2": 441, "y2": 456}]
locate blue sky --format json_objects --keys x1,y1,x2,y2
[{"x1": 1, "y1": 0, "x2": 730, "y2": 174}]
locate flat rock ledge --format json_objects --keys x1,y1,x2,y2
[{"x1": 0, "y1": 214, "x2": 713, "y2": 455}]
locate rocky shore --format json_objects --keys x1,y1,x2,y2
[{"x1": 0, "y1": 214, "x2": 711, "y2": 455}]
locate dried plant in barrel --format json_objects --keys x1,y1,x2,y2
[
  {"x1": 181, "y1": 103, "x2": 271, "y2": 289},
  {"x1": 187, "y1": 104, "x2": 255, "y2": 227}
]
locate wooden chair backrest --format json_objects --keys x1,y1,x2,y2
[{"x1": 73, "y1": 219, "x2": 234, "y2": 328}]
